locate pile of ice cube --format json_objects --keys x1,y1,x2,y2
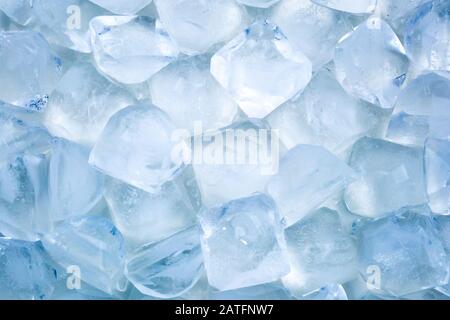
[{"x1": 0, "y1": 0, "x2": 449, "y2": 300}]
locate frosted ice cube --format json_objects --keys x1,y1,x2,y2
[
  {"x1": 48, "y1": 138, "x2": 104, "y2": 222},
  {"x1": 344, "y1": 138, "x2": 427, "y2": 218},
  {"x1": 266, "y1": 67, "x2": 386, "y2": 154},
  {"x1": 90, "y1": 16, "x2": 179, "y2": 84},
  {"x1": 357, "y1": 206, "x2": 449, "y2": 297},
  {"x1": 200, "y1": 193, "x2": 289, "y2": 291},
  {"x1": 211, "y1": 20, "x2": 312, "y2": 118},
  {"x1": 425, "y1": 138, "x2": 450, "y2": 215},
  {"x1": 43, "y1": 61, "x2": 136, "y2": 147},
  {"x1": 105, "y1": 169, "x2": 199, "y2": 246},
  {"x1": 334, "y1": 17, "x2": 409, "y2": 109},
  {"x1": 267, "y1": 144, "x2": 355, "y2": 226},
  {"x1": 88, "y1": 0, "x2": 153, "y2": 15},
  {"x1": 149, "y1": 55, "x2": 238, "y2": 134},
  {"x1": 270, "y1": 0, "x2": 352, "y2": 70},
  {"x1": 154, "y1": 0, "x2": 246, "y2": 55},
  {"x1": 0, "y1": 31, "x2": 62, "y2": 111},
  {"x1": 89, "y1": 103, "x2": 187, "y2": 193},
  {"x1": 312, "y1": 0, "x2": 376, "y2": 13},
  {"x1": 0, "y1": 238, "x2": 58, "y2": 299},
  {"x1": 125, "y1": 226, "x2": 203, "y2": 298},
  {"x1": 282, "y1": 208, "x2": 358, "y2": 295},
  {"x1": 41, "y1": 216, "x2": 125, "y2": 294},
  {"x1": 404, "y1": 1, "x2": 450, "y2": 73}
]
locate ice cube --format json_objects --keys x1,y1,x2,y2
[
  {"x1": 0, "y1": 0, "x2": 33, "y2": 25},
  {"x1": 43, "y1": 61, "x2": 136, "y2": 147},
  {"x1": 149, "y1": 55, "x2": 238, "y2": 135},
  {"x1": 125, "y1": 226, "x2": 203, "y2": 298},
  {"x1": 0, "y1": 238, "x2": 58, "y2": 299},
  {"x1": 334, "y1": 17, "x2": 409, "y2": 109},
  {"x1": 200, "y1": 193, "x2": 289, "y2": 291},
  {"x1": 386, "y1": 112, "x2": 430, "y2": 146},
  {"x1": 282, "y1": 208, "x2": 358, "y2": 295},
  {"x1": 236, "y1": 0, "x2": 280, "y2": 8},
  {"x1": 41, "y1": 216, "x2": 125, "y2": 294},
  {"x1": 270, "y1": 0, "x2": 353, "y2": 70},
  {"x1": 210, "y1": 19, "x2": 312, "y2": 118},
  {"x1": 88, "y1": 0, "x2": 153, "y2": 15},
  {"x1": 0, "y1": 31, "x2": 62, "y2": 111},
  {"x1": 312, "y1": 0, "x2": 376, "y2": 14},
  {"x1": 356, "y1": 206, "x2": 449, "y2": 297},
  {"x1": 154, "y1": 0, "x2": 246, "y2": 55},
  {"x1": 266, "y1": 67, "x2": 386, "y2": 154},
  {"x1": 212, "y1": 281, "x2": 292, "y2": 300},
  {"x1": 90, "y1": 16, "x2": 179, "y2": 84},
  {"x1": 267, "y1": 144, "x2": 355, "y2": 226},
  {"x1": 301, "y1": 284, "x2": 348, "y2": 300},
  {"x1": 89, "y1": 103, "x2": 188, "y2": 193},
  {"x1": 344, "y1": 138, "x2": 427, "y2": 218},
  {"x1": 425, "y1": 138, "x2": 450, "y2": 215},
  {"x1": 48, "y1": 138, "x2": 104, "y2": 222}
]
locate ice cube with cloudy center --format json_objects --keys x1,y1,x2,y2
[
  {"x1": 125, "y1": 226, "x2": 203, "y2": 298},
  {"x1": 282, "y1": 208, "x2": 358, "y2": 296},
  {"x1": 32, "y1": 0, "x2": 106, "y2": 53},
  {"x1": 266, "y1": 68, "x2": 386, "y2": 154},
  {"x1": 356, "y1": 206, "x2": 449, "y2": 297},
  {"x1": 0, "y1": 238, "x2": 58, "y2": 299},
  {"x1": 344, "y1": 138, "x2": 427, "y2": 218},
  {"x1": 104, "y1": 169, "x2": 199, "y2": 246},
  {"x1": 42, "y1": 216, "x2": 125, "y2": 295},
  {"x1": 200, "y1": 193, "x2": 289, "y2": 291},
  {"x1": 210, "y1": 19, "x2": 312, "y2": 118},
  {"x1": 267, "y1": 144, "x2": 355, "y2": 226},
  {"x1": 312, "y1": 0, "x2": 376, "y2": 14},
  {"x1": 404, "y1": 1, "x2": 450, "y2": 73},
  {"x1": 0, "y1": 31, "x2": 62, "y2": 111},
  {"x1": 90, "y1": 16, "x2": 179, "y2": 84},
  {"x1": 88, "y1": 0, "x2": 153, "y2": 15},
  {"x1": 0, "y1": 0, "x2": 33, "y2": 25},
  {"x1": 192, "y1": 119, "x2": 279, "y2": 208},
  {"x1": 89, "y1": 103, "x2": 187, "y2": 194},
  {"x1": 49, "y1": 138, "x2": 104, "y2": 222},
  {"x1": 236, "y1": 0, "x2": 280, "y2": 8},
  {"x1": 270, "y1": 0, "x2": 352, "y2": 70},
  {"x1": 149, "y1": 55, "x2": 238, "y2": 135},
  {"x1": 425, "y1": 138, "x2": 450, "y2": 215},
  {"x1": 43, "y1": 61, "x2": 136, "y2": 147},
  {"x1": 334, "y1": 17, "x2": 409, "y2": 109},
  {"x1": 154, "y1": 0, "x2": 246, "y2": 55}
]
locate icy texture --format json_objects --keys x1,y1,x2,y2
[
  {"x1": 90, "y1": 16, "x2": 179, "y2": 84},
  {"x1": 154, "y1": 0, "x2": 246, "y2": 55},
  {"x1": 0, "y1": 238, "x2": 58, "y2": 299},
  {"x1": 200, "y1": 193, "x2": 289, "y2": 291},
  {"x1": 236, "y1": 0, "x2": 280, "y2": 8},
  {"x1": 357, "y1": 207, "x2": 449, "y2": 297},
  {"x1": 270, "y1": 0, "x2": 352, "y2": 70},
  {"x1": 312, "y1": 0, "x2": 376, "y2": 13},
  {"x1": 386, "y1": 112, "x2": 430, "y2": 146},
  {"x1": 105, "y1": 171, "x2": 199, "y2": 246},
  {"x1": 89, "y1": 103, "x2": 187, "y2": 193},
  {"x1": 125, "y1": 226, "x2": 203, "y2": 298},
  {"x1": 192, "y1": 120, "x2": 277, "y2": 207},
  {"x1": 267, "y1": 144, "x2": 355, "y2": 226},
  {"x1": 0, "y1": 31, "x2": 62, "y2": 111},
  {"x1": 212, "y1": 281, "x2": 292, "y2": 300},
  {"x1": 149, "y1": 55, "x2": 238, "y2": 134},
  {"x1": 345, "y1": 138, "x2": 427, "y2": 218},
  {"x1": 210, "y1": 20, "x2": 312, "y2": 118},
  {"x1": 301, "y1": 284, "x2": 348, "y2": 300},
  {"x1": 376, "y1": 0, "x2": 430, "y2": 28},
  {"x1": 266, "y1": 68, "x2": 385, "y2": 154},
  {"x1": 334, "y1": 17, "x2": 409, "y2": 109},
  {"x1": 88, "y1": 0, "x2": 153, "y2": 15},
  {"x1": 282, "y1": 208, "x2": 358, "y2": 295},
  {"x1": 0, "y1": 0, "x2": 33, "y2": 25},
  {"x1": 42, "y1": 216, "x2": 125, "y2": 294},
  {"x1": 48, "y1": 138, "x2": 104, "y2": 222},
  {"x1": 43, "y1": 61, "x2": 136, "y2": 146},
  {"x1": 32, "y1": 0, "x2": 105, "y2": 53},
  {"x1": 425, "y1": 138, "x2": 450, "y2": 215},
  {"x1": 404, "y1": 1, "x2": 450, "y2": 73}
]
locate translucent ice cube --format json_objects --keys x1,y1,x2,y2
[
  {"x1": 312, "y1": 0, "x2": 376, "y2": 14},
  {"x1": 211, "y1": 20, "x2": 312, "y2": 118},
  {"x1": 0, "y1": 0, "x2": 33, "y2": 25},
  {"x1": 236, "y1": 0, "x2": 280, "y2": 8},
  {"x1": 88, "y1": 0, "x2": 153, "y2": 15},
  {"x1": 200, "y1": 193, "x2": 289, "y2": 291}
]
